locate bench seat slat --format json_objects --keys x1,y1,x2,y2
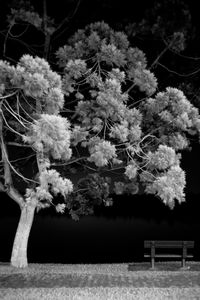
[
  {"x1": 144, "y1": 254, "x2": 193, "y2": 258},
  {"x1": 144, "y1": 241, "x2": 194, "y2": 248}
]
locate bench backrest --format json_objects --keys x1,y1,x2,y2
[{"x1": 144, "y1": 240, "x2": 194, "y2": 249}]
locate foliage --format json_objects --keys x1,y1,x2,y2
[
  {"x1": 23, "y1": 114, "x2": 71, "y2": 160},
  {"x1": 7, "y1": 0, "x2": 55, "y2": 34},
  {"x1": 1, "y1": 5, "x2": 200, "y2": 217},
  {"x1": 66, "y1": 173, "x2": 112, "y2": 221},
  {"x1": 0, "y1": 54, "x2": 73, "y2": 214},
  {"x1": 124, "y1": 0, "x2": 194, "y2": 51},
  {"x1": 55, "y1": 21, "x2": 200, "y2": 209}
]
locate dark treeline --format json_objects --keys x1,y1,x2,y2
[{"x1": 1, "y1": 192, "x2": 200, "y2": 263}]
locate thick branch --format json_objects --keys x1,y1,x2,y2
[{"x1": 0, "y1": 110, "x2": 24, "y2": 208}]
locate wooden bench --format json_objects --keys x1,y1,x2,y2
[{"x1": 144, "y1": 240, "x2": 194, "y2": 269}]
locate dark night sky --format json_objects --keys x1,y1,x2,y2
[{"x1": 1, "y1": 0, "x2": 200, "y2": 263}]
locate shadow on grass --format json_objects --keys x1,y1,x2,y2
[{"x1": 128, "y1": 261, "x2": 200, "y2": 271}]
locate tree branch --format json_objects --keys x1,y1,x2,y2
[
  {"x1": 157, "y1": 62, "x2": 200, "y2": 77},
  {"x1": 7, "y1": 142, "x2": 31, "y2": 148},
  {"x1": 52, "y1": 0, "x2": 81, "y2": 41},
  {"x1": 51, "y1": 156, "x2": 87, "y2": 166},
  {"x1": 0, "y1": 109, "x2": 24, "y2": 208}
]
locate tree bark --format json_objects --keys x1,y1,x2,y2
[{"x1": 11, "y1": 202, "x2": 36, "y2": 268}]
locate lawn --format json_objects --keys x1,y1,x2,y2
[{"x1": 0, "y1": 262, "x2": 200, "y2": 299}]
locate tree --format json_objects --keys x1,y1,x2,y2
[
  {"x1": 1, "y1": 1, "x2": 200, "y2": 268},
  {"x1": 0, "y1": 55, "x2": 74, "y2": 267},
  {"x1": 55, "y1": 21, "x2": 200, "y2": 208}
]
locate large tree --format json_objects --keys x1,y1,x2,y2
[{"x1": 1, "y1": 1, "x2": 200, "y2": 268}]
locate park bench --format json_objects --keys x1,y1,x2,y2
[{"x1": 144, "y1": 240, "x2": 194, "y2": 269}]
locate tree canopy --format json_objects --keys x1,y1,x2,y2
[
  {"x1": 55, "y1": 21, "x2": 200, "y2": 208},
  {"x1": 1, "y1": 20, "x2": 200, "y2": 214}
]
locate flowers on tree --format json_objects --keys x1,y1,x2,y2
[
  {"x1": 147, "y1": 145, "x2": 179, "y2": 170},
  {"x1": 39, "y1": 169, "x2": 73, "y2": 197},
  {"x1": 55, "y1": 203, "x2": 66, "y2": 214},
  {"x1": 110, "y1": 122, "x2": 129, "y2": 142},
  {"x1": 98, "y1": 43, "x2": 126, "y2": 66},
  {"x1": 8, "y1": 5, "x2": 42, "y2": 29},
  {"x1": 13, "y1": 55, "x2": 64, "y2": 113},
  {"x1": 133, "y1": 68, "x2": 158, "y2": 96},
  {"x1": 127, "y1": 47, "x2": 147, "y2": 69},
  {"x1": 125, "y1": 161, "x2": 138, "y2": 179},
  {"x1": 23, "y1": 114, "x2": 72, "y2": 160},
  {"x1": 88, "y1": 139, "x2": 117, "y2": 167},
  {"x1": 65, "y1": 59, "x2": 87, "y2": 79},
  {"x1": 25, "y1": 169, "x2": 73, "y2": 211},
  {"x1": 145, "y1": 166, "x2": 186, "y2": 209},
  {"x1": 143, "y1": 87, "x2": 200, "y2": 132}
]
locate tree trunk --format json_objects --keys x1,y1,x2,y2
[{"x1": 11, "y1": 202, "x2": 36, "y2": 268}]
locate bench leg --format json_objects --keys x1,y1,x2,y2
[
  {"x1": 151, "y1": 257, "x2": 155, "y2": 269},
  {"x1": 182, "y1": 258, "x2": 186, "y2": 269}
]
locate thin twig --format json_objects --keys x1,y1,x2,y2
[{"x1": 157, "y1": 62, "x2": 200, "y2": 77}]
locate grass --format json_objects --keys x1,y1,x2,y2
[{"x1": 0, "y1": 262, "x2": 200, "y2": 299}]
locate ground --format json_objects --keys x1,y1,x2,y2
[{"x1": 0, "y1": 262, "x2": 200, "y2": 299}]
